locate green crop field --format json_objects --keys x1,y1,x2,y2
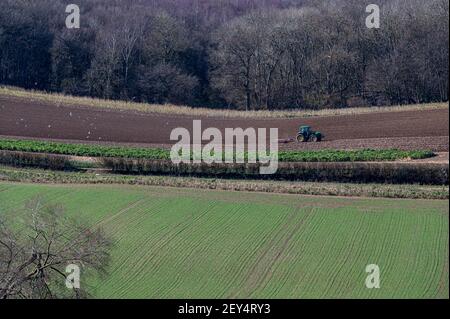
[
  {"x1": 0, "y1": 182, "x2": 448, "y2": 298},
  {"x1": 0, "y1": 139, "x2": 435, "y2": 162}
]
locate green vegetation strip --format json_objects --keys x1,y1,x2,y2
[
  {"x1": 0, "y1": 166, "x2": 447, "y2": 199},
  {"x1": 0, "y1": 139, "x2": 435, "y2": 162},
  {"x1": 0, "y1": 182, "x2": 447, "y2": 298}
]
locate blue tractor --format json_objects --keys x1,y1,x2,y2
[{"x1": 296, "y1": 126, "x2": 323, "y2": 142}]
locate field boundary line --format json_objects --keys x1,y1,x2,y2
[
  {"x1": 0, "y1": 167, "x2": 448, "y2": 200},
  {"x1": 1, "y1": 86, "x2": 448, "y2": 119}
]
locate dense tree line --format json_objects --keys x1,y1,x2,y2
[{"x1": 0, "y1": 0, "x2": 448, "y2": 110}]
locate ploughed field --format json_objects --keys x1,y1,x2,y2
[
  {"x1": 0, "y1": 182, "x2": 448, "y2": 298},
  {"x1": 0, "y1": 95, "x2": 448, "y2": 152}
]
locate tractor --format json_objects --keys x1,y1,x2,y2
[{"x1": 296, "y1": 126, "x2": 323, "y2": 142}]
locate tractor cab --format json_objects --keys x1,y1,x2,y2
[{"x1": 299, "y1": 126, "x2": 311, "y2": 135}]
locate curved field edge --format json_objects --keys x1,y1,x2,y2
[
  {"x1": 0, "y1": 166, "x2": 448, "y2": 200},
  {"x1": 0, "y1": 150, "x2": 446, "y2": 185},
  {"x1": 0, "y1": 139, "x2": 435, "y2": 162},
  {"x1": 1, "y1": 86, "x2": 448, "y2": 119},
  {"x1": 0, "y1": 182, "x2": 447, "y2": 299}
]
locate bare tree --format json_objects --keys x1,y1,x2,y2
[
  {"x1": 0, "y1": 198, "x2": 111, "y2": 299},
  {"x1": 210, "y1": 12, "x2": 264, "y2": 110},
  {"x1": 117, "y1": 11, "x2": 146, "y2": 99},
  {"x1": 86, "y1": 25, "x2": 121, "y2": 100}
]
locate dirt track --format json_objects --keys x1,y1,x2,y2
[{"x1": 0, "y1": 95, "x2": 448, "y2": 151}]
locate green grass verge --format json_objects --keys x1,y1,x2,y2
[
  {"x1": 0, "y1": 166, "x2": 447, "y2": 199},
  {"x1": 0, "y1": 139, "x2": 435, "y2": 162},
  {"x1": 0, "y1": 182, "x2": 447, "y2": 298}
]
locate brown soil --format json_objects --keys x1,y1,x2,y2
[{"x1": 1, "y1": 95, "x2": 448, "y2": 151}]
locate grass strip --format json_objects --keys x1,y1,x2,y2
[{"x1": 0, "y1": 166, "x2": 447, "y2": 200}]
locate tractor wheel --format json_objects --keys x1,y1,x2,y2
[
  {"x1": 297, "y1": 134, "x2": 306, "y2": 143},
  {"x1": 311, "y1": 135, "x2": 318, "y2": 142}
]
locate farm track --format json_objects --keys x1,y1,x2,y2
[
  {"x1": 0, "y1": 96, "x2": 448, "y2": 151},
  {"x1": 235, "y1": 208, "x2": 313, "y2": 298},
  {"x1": 95, "y1": 198, "x2": 148, "y2": 228}
]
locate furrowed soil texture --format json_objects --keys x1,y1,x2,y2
[
  {"x1": 0, "y1": 95, "x2": 448, "y2": 151},
  {"x1": 0, "y1": 182, "x2": 448, "y2": 299}
]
